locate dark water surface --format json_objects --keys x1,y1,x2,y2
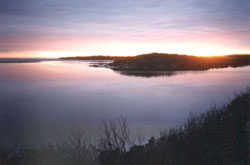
[{"x1": 1, "y1": 60, "x2": 250, "y2": 146}]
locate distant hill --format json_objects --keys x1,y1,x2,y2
[
  {"x1": 60, "y1": 55, "x2": 128, "y2": 61},
  {"x1": 61, "y1": 53, "x2": 250, "y2": 71},
  {"x1": 0, "y1": 58, "x2": 55, "y2": 63},
  {"x1": 108, "y1": 53, "x2": 250, "y2": 71}
]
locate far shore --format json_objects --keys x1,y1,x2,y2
[
  {"x1": 2, "y1": 53, "x2": 250, "y2": 72},
  {"x1": 61, "y1": 53, "x2": 250, "y2": 71},
  {"x1": 0, "y1": 58, "x2": 57, "y2": 63}
]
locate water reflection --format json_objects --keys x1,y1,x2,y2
[
  {"x1": 0, "y1": 61, "x2": 250, "y2": 147},
  {"x1": 115, "y1": 70, "x2": 178, "y2": 78}
]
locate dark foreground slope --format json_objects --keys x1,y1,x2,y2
[
  {"x1": 109, "y1": 53, "x2": 250, "y2": 71},
  {"x1": 99, "y1": 90, "x2": 250, "y2": 165}
]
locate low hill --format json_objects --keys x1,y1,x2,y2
[{"x1": 109, "y1": 53, "x2": 250, "y2": 71}]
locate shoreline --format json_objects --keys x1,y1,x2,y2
[{"x1": 61, "y1": 53, "x2": 250, "y2": 72}]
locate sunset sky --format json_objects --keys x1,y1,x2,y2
[{"x1": 1, "y1": 0, "x2": 250, "y2": 58}]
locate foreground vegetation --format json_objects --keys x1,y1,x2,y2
[
  {"x1": 98, "y1": 89, "x2": 250, "y2": 165},
  {"x1": 1, "y1": 89, "x2": 250, "y2": 165}
]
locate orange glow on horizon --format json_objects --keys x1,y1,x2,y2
[
  {"x1": 0, "y1": 43, "x2": 250, "y2": 58},
  {"x1": 1, "y1": 25, "x2": 250, "y2": 58}
]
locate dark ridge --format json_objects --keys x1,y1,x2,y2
[{"x1": 109, "y1": 53, "x2": 250, "y2": 71}]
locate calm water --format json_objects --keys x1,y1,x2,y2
[{"x1": 1, "y1": 60, "x2": 250, "y2": 146}]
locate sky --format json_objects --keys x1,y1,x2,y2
[{"x1": 0, "y1": 0, "x2": 250, "y2": 58}]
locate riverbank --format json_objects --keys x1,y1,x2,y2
[{"x1": 1, "y1": 89, "x2": 250, "y2": 165}]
